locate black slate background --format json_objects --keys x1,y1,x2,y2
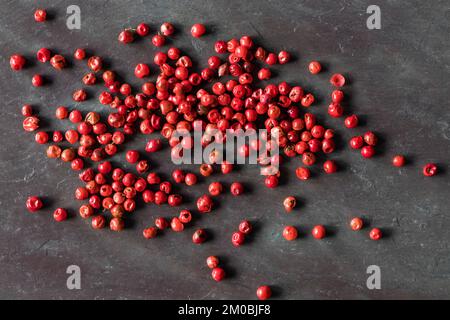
[{"x1": 0, "y1": 0, "x2": 449, "y2": 299}]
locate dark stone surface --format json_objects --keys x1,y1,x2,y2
[{"x1": 0, "y1": 0, "x2": 449, "y2": 299}]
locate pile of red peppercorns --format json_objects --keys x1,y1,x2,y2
[{"x1": 16, "y1": 9, "x2": 441, "y2": 300}]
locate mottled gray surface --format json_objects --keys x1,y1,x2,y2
[{"x1": 0, "y1": 0, "x2": 449, "y2": 300}]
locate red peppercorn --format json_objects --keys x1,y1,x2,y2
[
  {"x1": 134, "y1": 22, "x2": 149, "y2": 36},
  {"x1": 423, "y1": 163, "x2": 437, "y2": 177},
  {"x1": 256, "y1": 286, "x2": 272, "y2": 300},
  {"x1": 185, "y1": 173, "x2": 198, "y2": 186},
  {"x1": 197, "y1": 194, "x2": 213, "y2": 213},
  {"x1": 171, "y1": 169, "x2": 185, "y2": 184},
  {"x1": 72, "y1": 89, "x2": 87, "y2": 102},
  {"x1": 328, "y1": 103, "x2": 343, "y2": 118},
  {"x1": 53, "y1": 208, "x2": 68, "y2": 222},
  {"x1": 125, "y1": 150, "x2": 139, "y2": 164},
  {"x1": 79, "y1": 204, "x2": 94, "y2": 219},
  {"x1": 206, "y1": 256, "x2": 219, "y2": 269},
  {"x1": 192, "y1": 229, "x2": 207, "y2": 244},
  {"x1": 331, "y1": 90, "x2": 344, "y2": 103},
  {"x1": 37, "y1": 48, "x2": 51, "y2": 63},
  {"x1": 34, "y1": 9, "x2": 47, "y2": 22},
  {"x1": 170, "y1": 217, "x2": 184, "y2": 232},
  {"x1": 278, "y1": 51, "x2": 290, "y2": 64},
  {"x1": 208, "y1": 182, "x2": 223, "y2": 196},
  {"x1": 264, "y1": 175, "x2": 279, "y2": 188},
  {"x1": 143, "y1": 227, "x2": 158, "y2": 239},
  {"x1": 211, "y1": 267, "x2": 226, "y2": 282},
  {"x1": 258, "y1": 68, "x2": 271, "y2": 80},
  {"x1": 35, "y1": 131, "x2": 49, "y2": 144},
  {"x1": 369, "y1": 228, "x2": 382, "y2": 240},
  {"x1": 308, "y1": 61, "x2": 322, "y2": 74},
  {"x1": 50, "y1": 55, "x2": 66, "y2": 70},
  {"x1": 350, "y1": 217, "x2": 363, "y2": 231},
  {"x1": 74, "y1": 48, "x2": 86, "y2": 60},
  {"x1": 330, "y1": 73, "x2": 346, "y2": 87},
  {"x1": 363, "y1": 131, "x2": 378, "y2": 146},
  {"x1": 283, "y1": 196, "x2": 296, "y2": 212},
  {"x1": 323, "y1": 160, "x2": 337, "y2": 174},
  {"x1": 239, "y1": 220, "x2": 252, "y2": 235},
  {"x1": 230, "y1": 182, "x2": 244, "y2": 196},
  {"x1": 151, "y1": 34, "x2": 165, "y2": 47},
  {"x1": 110, "y1": 217, "x2": 125, "y2": 231},
  {"x1": 283, "y1": 226, "x2": 298, "y2": 241},
  {"x1": 159, "y1": 22, "x2": 174, "y2": 36},
  {"x1": 344, "y1": 115, "x2": 359, "y2": 128},
  {"x1": 392, "y1": 155, "x2": 406, "y2": 167},
  {"x1": 134, "y1": 63, "x2": 150, "y2": 78},
  {"x1": 118, "y1": 29, "x2": 134, "y2": 44},
  {"x1": 191, "y1": 23, "x2": 206, "y2": 38},
  {"x1": 265, "y1": 53, "x2": 278, "y2": 65},
  {"x1": 349, "y1": 136, "x2": 364, "y2": 149},
  {"x1": 26, "y1": 196, "x2": 43, "y2": 212},
  {"x1": 10, "y1": 54, "x2": 26, "y2": 71},
  {"x1": 296, "y1": 167, "x2": 311, "y2": 180},
  {"x1": 312, "y1": 225, "x2": 326, "y2": 239},
  {"x1": 231, "y1": 231, "x2": 245, "y2": 247},
  {"x1": 145, "y1": 139, "x2": 162, "y2": 152},
  {"x1": 168, "y1": 194, "x2": 182, "y2": 207},
  {"x1": 21, "y1": 104, "x2": 33, "y2": 117},
  {"x1": 23, "y1": 116, "x2": 40, "y2": 132},
  {"x1": 55, "y1": 106, "x2": 68, "y2": 119},
  {"x1": 91, "y1": 215, "x2": 106, "y2": 229},
  {"x1": 88, "y1": 56, "x2": 103, "y2": 72},
  {"x1": 361, "y1": 145, "x2": 375, "y2": 158},
  {"x1": 31, "y1": 74, "x2": 44, "y2": 87}
]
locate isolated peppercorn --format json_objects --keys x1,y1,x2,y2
[
  {"x1": 34, "y1": 9, "x2": 47, "y2": 22},
  {"x1": 192, "y1": 229, "x2": 207, "y2": 244},
  {"x1": 53, "y1": 208, "x2": 68, "y2": 222},
  {"x1": 283, "y1": 196, "x2": 296, "y2": 212},
  {"x1": 423, "y1": 163, "x2": 437, "y2": 177},
  {"x1": 350, "y1": 217, "x2": 363, "y2": 231},
  {"x1": 283, "y1": 226, "x2": 298, "y2": 241},
  {"x1": 308, "y1": 61, "x2": 322, "y2": 74},
  {"x1": 256, "y1": 286, "x2": 272, "y2": 300},
  {"x1": 10, "y1": 54, "x2": 26, "y2": 71},
  {"x1": 230, "y1": 182, "x2": 244, "y2": 196},
  {"x1": 26, "y1": 196, "x2": 43, "y2": 212},
  {"x1": 369, "y1": 228, "x2": 382, "y2": 240},
  {"x1": 31, "y1": 74, "x2": 44, "y2": 87},
  {"x1": 312, "y1": 225, "x2": 326, "y2": 239},
  {"x1": 392, "y1": 155, "x2": 406, "y2": 167},
  {"x1": 191, "y1": 23, "x2": 206, "y2": 38}
]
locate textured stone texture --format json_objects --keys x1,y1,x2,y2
[{"x1": 0, "y1": 0, "x2": 449, "y2": 299}]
